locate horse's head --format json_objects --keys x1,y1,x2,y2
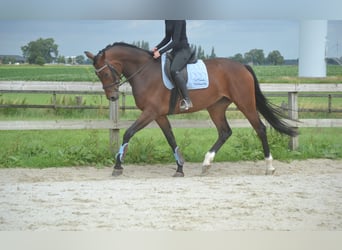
[{"x1": 84, "y1": 51, "x2": 121, "y2": 102}]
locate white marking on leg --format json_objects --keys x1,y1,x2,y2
[
  {"x1": 265, "y1": 153, "x2": 275, "y2": 175},
  {"x1": 203, "y1": 151, "x2": 215, "y2": 166},
  {"x1": 201, "y1": 151, "x2": 216, "y2": 175}
]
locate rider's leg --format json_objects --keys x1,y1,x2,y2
[
  {"x1": 172, "y1": 71, "x2": 193, "y2": 110},
  {"x1": 170, "y1": 49, "x2": 193, "y2": 111}
]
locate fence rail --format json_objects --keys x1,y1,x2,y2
[
  {"x1": 1, "y1": 81, "x2": 342, "y2": 150},
  {"x1": 2, "y1": 81, "x2": 342, "y2": 113},
  {"x1": 2, "y1": 81, "x2": 341, "y2": 92}
]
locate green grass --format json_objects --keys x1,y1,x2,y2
[
  {"x1": 0, "y1": 130, "x2": 113, "y2": 167},
  {"x1": 0, "y1": 64, "x2": 341, "y2": 82},
  {"x1": 0, "y1": 64, "x2": 98, "y2": 82},
  {"x1": 253, "y1": 65, "x2": 342, "y2": 83},
  {"x1": 0, "y1": 128, "x2": 341, "y2": 168},
  {"x1": 0, "y1": 93, "x2": 109, "y2": 120}
]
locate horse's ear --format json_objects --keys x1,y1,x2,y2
[{"x1": 84, "y1": 51, "x2": 94, "y2": 60}]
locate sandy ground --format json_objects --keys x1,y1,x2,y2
[{"x1": 0, "y1": 159, "x2": 342, "y2": 231}]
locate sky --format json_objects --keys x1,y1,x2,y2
[
  {"x1": 0, "y1": 0, "x2": 342, "y2": 60},
  {"x1": 1, "y1": 20, "x2": 342, "y2": 60}
]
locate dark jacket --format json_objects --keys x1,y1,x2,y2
[{"x1": 155, "y1": 20, "x2": 189, "y2": 55}]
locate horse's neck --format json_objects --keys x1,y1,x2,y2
[
  {"x1": 109, "y1": 46, "x2": 159, "y2": 92},
  {"x1": 125, "y1": 56, "x2": 160, "y2": 96},
  {"x1": 120, "y1": 51, "x2": 150, "y2": 77},
  {"x1": 118, "y1": 50, "x2": 155, "y2": 83}
]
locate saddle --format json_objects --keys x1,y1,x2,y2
[
  {"x1": 161, "y1": 50, "x2": 211, "y2": 115},
  {"x1": 164, "y1": 49, "x2": 198, "y2": 85}
]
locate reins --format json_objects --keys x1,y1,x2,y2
[{"x1": 120, "y1": 58, "x2": 154, "y2": 86}]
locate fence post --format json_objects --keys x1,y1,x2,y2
[
  {"x1": 121, "y1": 92, "x2": 126, "y2": 114},
  {"x1": 109, "y1": 100, "x2": 120, "y2": 153},
  {"x1": 288, "y1": 92, "x2": 299, "y2": 150},
  {"x1": 75, "y1": 96, "x2": 83, "y2": 106},
  {"x1": 328, "y1": 94, "x2": 332, "y2": 113},
  {"x1": 52, "y1": 92, "x2": 57, "y2": 111}
]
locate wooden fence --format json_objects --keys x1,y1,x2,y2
[{"x1": 1, "y1": 81, "x2": 342, "y2": 150}]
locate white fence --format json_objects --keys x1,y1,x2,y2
[{"x1": 1, "y1": 81, "x2": 342, "y2": 150}]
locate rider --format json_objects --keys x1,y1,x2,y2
[{"x1": 153, "y1": 20, "x2": 193, "y2": 111}]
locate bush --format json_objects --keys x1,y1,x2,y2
[
  {"x1": 35, "y1": 56, "x2": 46, "y2": 66},
  {"x1": 0, "y1": 97, "x2": 27, "y2": 115},
  {"x1": 48, "y1": 95, "x2": 86, "y2": 117}
]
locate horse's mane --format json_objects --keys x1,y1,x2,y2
[{"x1": 97, "y1": 42, "x2": 153, "y2": 57}]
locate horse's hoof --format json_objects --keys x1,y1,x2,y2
[
  {"x1": 173, "y1": 171, "x2": 184, "y2": 177},
  {"x1": 265, "y1": 168, "x2": 275, "y2": 175},
  {"x1": 201, "y1": 165, "x2": 211, "y2": 176},
  {"x1": 112, "y1": 168, "x2": 123, "y2": 176}
]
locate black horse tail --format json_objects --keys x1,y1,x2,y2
[{"x1": 244, "y1": 64, "x2": 298, "y2": 137}]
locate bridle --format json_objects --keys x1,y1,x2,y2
[
  {"x1": 95, "y1": 62, "x2": 123, "y2": 90},
  {"x1": 95, "y1": 58, "x2": 153, "y2": 90}
]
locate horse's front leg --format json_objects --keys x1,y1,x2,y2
[
  {"x1": 155, "y1": 116, "x2": 185, "y2": 177},
  {"x1": 113, "y1": 112, "x2": 154, "y2": 176}
]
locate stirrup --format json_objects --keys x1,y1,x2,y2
[{"x1": 180, "y1": 99, "x2": 193, "y2": 111}]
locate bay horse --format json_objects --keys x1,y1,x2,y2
[{"x1": 85, "y1": 42, "x2": 297, "y2": 177}]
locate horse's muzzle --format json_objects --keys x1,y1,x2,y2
[
  {"x1": 105, "y1": 90, "x2": 119, "y2": 102},
  {"x1": 109, "y1": 95, "x2": 119, "y2": 102}
]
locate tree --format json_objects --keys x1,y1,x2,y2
[
  {"x1": 244, "y1": 49, "x2": 265, "y2": 65},
  {"x1": 57, "y1": 55, "x2": 66, "y2": 64},
  {"x1": 21, "y1": 38, "x2": 58, "y2": 65},
  {"x1": 230, "y1": 53, "x2": 245, "y2": 63},
  {"x1": 133, "y1": 40, "x2": 150, "y2": 50},
  {"x1": 266, "y1": 50, "x2": 284, "y2": 65},
  {"x1": 1, "y1": 56, "x2": 16, "y2": 64},
  {"x1": 197, "y1": 46, "x2": 205, "y2": 60},
  {"x1": 209, "y1": 47, "x2": 216, "y2": 59},
  {"x1": 75, "y1": 55, "x2": 85, "y2": 64},
  {"x1": 35, "y1": 56, "x2": 45, "y2": 66}
]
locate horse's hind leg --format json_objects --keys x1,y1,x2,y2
[
  {"x1": 202, "y1": 100, "x2": 232, "y2": 175},
  {"x1": 238, "y1": 108, "x2": 275, "y2": 175},
  {"x1": 254, "y1": 118, "x2": 275, "y2": 175}
]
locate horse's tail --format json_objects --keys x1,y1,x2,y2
[{"x1": 244, "y1": 64, "x2": 298, "y2": 137}]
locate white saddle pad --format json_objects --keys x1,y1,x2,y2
[{"x1": 161, "y1": 53, "x2": 209, "y2": 90}]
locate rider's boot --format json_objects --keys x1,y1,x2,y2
[{"x1": 173, "y1": 71, "x2": 193, "y2": 111}]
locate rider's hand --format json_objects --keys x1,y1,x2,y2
[{"x1": 153, "y1": 49, "x2": 160, "y2": 59}]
